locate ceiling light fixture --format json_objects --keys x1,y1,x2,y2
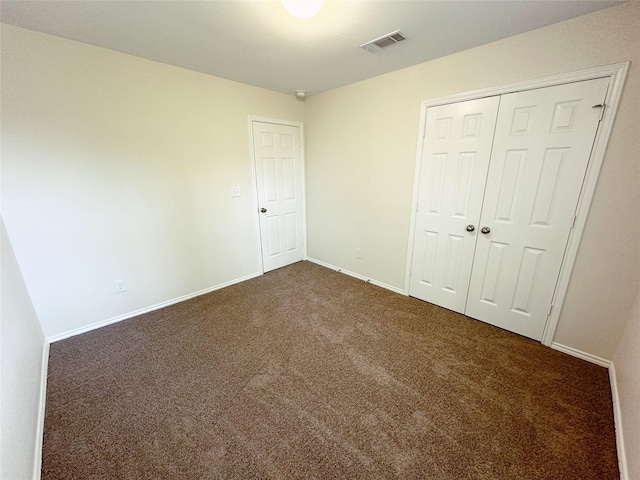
[{"x1": 281, "y1": 0, "x2": 324, "y2": 19}]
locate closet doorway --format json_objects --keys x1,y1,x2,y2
[{"x1": 406, "y1": 64, "x2": 627, "y2": 343}]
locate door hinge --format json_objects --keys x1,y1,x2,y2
[
  {"x1": 592, "y1": 103, "x2": 606, "y2": 122},
  {"x1": 547, "y1": 304, "x2": 554, "y2": 317},
  {"x1": 570, "y1": 214, "x2": 577, "y2": 229}
]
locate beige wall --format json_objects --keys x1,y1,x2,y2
[
  {"x1": 1, "y1": 5, "x2": 638, "y2": 477},
  {"x1": 1, "y1": 25, "x2": 304, "y2": 338},
  {"x1": 3, "y1": 4, "x2": 636, "y2": 355},
  {"x1": 1, "y1": 218, "x2": 47, "y2": 479},
  {"x1": 613, "y1": 286, "x2": 640, "y2": 480},
  {"x1": 305, "y1": 1, "x2": 640, "y2": 361}
]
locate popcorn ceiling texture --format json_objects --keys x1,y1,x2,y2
[{"x1": 43, "y1": 261, "x2": 618, "y2": 479}]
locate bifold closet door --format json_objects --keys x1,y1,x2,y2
[
  {"x1": 465, "y1": 78, "x2": 609, "y2": 340},
  {"x1": 410, "y1": 77, "x2": 609, "y2": 341},
  {"x1": 409, "y1": 97, "x2": 500, "y2": 313}
]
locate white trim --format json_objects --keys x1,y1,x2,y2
[
  {"x1": 550, "y1": 342, "x2": 611, "y2": 368},
  {"x1": 47, "y1": 271, "x2": 262, "y2": 343},
  {"x1": 248, "y1": 116, "x2": 308, "y2": 271},
  {"x1": 419, "y1": 63, "x2": 628, "y2": 108},
  {"x1": 299, "y1": 122, "x2": 308, "y2": 261},
  {"x1": 405, "y1": 63, "x2": 630, "y2": 348},
  {"x1": 550, "y1": 342, "x2": 628, "y2": 480},
  {"x1": 33, "y1": 340, "x2": 49, "y2": 480},
  {"x1": 248, "y1": 118, "x2": 266, "y2": 276},
  {"x1": 404, "y1": 103, "x2": 429, "y2": 295},
  {"x1": 541, "y1": 62, "x2": 629, "y2": 346},
  {"x1": 248, "y1": 115, "x2": 304, "y2": 129},
  {"x1": 609, "y1": 363, "x2": 629, "y2": 480},
  {"x1": 306, "y1": 257, "x2": 406, "y2": 295}
]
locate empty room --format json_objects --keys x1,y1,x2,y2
[{"x1": 1, "y1": 1, "x2": 639, "y2": 479}]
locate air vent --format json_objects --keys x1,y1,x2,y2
[{"x1": 360, "y1": 30, "x2": 407, "y2": 53}]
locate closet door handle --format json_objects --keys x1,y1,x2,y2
[
  {"x1": 466, "y1": 225, "x2": 475, "y2": 232},
  {"x1": 481, "y1": 226, "x2": 491, "y2": 234}
]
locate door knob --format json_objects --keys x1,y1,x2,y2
[
  {"x1": 260, "y1": 208, "x2": 267, "y2": 213},
  {"x1": 481, "y1": 226, "x2": 491, "y2": 234},
  {"x1": 466, "y1": 225, "x2": 475, "y2": 232}
]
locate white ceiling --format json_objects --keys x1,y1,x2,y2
[{"x1": 0, "y1": 0, "x2": 624, "y2": 97}]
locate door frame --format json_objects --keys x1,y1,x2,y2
[
  {"x1": 404, "y1": 62, "x2": 629, "y2": 346},
  {"x1": 248, "y1": 115, "x2": 308, "y2": 274}
]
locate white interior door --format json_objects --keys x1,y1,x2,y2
[
  {"x1": 252, "y1": 121, "x2": 304, "y2": 272},
  {"x1": 409, "y1": 97, "x2": 500, "y2": 313},
  {"x1": 465, "y1": 78, "x2": 609, "y2": 340}
]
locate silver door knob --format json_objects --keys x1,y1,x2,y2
[
  {"x1": 260, "y1": 208, "x2": 267, "y2": 213},
  {"x1": 481, "y1": 226, "x2": 491, "y2": 234},
  {"x1": 466, "y1": 225, "x2": 475, "y2": 232}
]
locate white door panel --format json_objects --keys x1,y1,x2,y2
[
  {"x1": 409, "y1": 78, "x2": 609, "y2": 341},
  {"x1": 466, "y1": 78, "x2": 609, "y2": 339},
  {"x1": 252, "y1": 121, "x2": 304, "y2": 272},
  {"x1": 409, "y1": 96, "x2": 500, "y2": 313}
]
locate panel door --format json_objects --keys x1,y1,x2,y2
[
  {"x1": 409, "y1": 97, "x2": 500, "y2": 313},
  {"x1": 252, "y1": 121, "x2": 304, "y2": 272},
  {"x1": 465, "y1": 78, "x2": 609, "y2": 340}
]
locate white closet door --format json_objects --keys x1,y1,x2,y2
[
  {"x1": 409, "y1": 97, "x2": 500, "y2": 313},
  {"x1": 465, "y1": 78, "x2": 609, "y2": 340}
]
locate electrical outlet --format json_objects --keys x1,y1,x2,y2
[
  {"x1": 231, "y1": 186, "x2": 241, "y2": 198},
  {"x1": 114, "y1": 279, "x2": 126, "y2": 293},
  {"x1": 355, "y1": 248, "x2": 362, "y2": 259}
]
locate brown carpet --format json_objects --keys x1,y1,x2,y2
[{"x1": 42, "y1": 261, "x2": 619, "y2": 479}]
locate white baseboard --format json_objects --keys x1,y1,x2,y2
[
  {"x1": 550, "y1": 342, "x2": 627, "y2": 480},
  {"x1": 305, "y1": 257, "x2": 405, "y2": 295},
  {"x1": 33, "y1": 340, "x2": 49, "y2": 480},
  {"x1": 608, "y1": 363, "x2": 629, "y2": 480},
  {"x1": 47, "y1": 271, "x2": 262, "y2": 343},
  {"x1": 550, "y1": 342, "x2": 611, "y2": 368}
]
